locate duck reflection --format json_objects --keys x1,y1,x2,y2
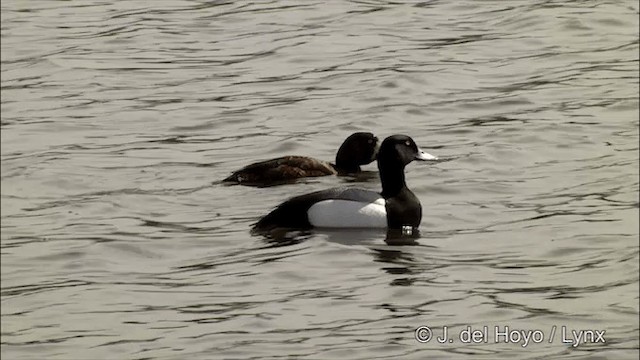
[{"x1": 255, "y1": 227, "x2": 434, "y2": 286}]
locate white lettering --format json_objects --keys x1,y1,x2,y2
[{"x1": 495, "y1": 326, "x2": 509, "y2": 342}]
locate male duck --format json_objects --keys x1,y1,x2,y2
[{"x1": 252, "y1": 135, "x2": 437, "y2": 233}]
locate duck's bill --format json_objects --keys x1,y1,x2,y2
[{"x1": 415, "y1": 148, "x2": 438, "y2": 161}]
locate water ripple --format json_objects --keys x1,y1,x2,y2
[{"x1": 1, "y1": 0, "x2": 638, "y2": 359}]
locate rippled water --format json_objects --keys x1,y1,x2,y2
[{"x1": 1, "y1": 1, "x2": 638, "y2": 359}]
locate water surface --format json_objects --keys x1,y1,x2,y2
[{"x1": 1, "y1": 1, "x2": 638, "y2": 359}]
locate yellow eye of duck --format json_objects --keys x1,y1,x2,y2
[{"x1": 405, "y1": 140, "x2": 411, "y2": 146}]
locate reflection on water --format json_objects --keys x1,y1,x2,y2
[{"x1": 1, "y1": 0, "x2": 638, "y2": 359}]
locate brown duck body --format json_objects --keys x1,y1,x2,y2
[
  {"x1": 223, "y1": 132, "x2": 379, "y2": 186},
  {"x1": 224, "y1": 156, "x2": 337, "y2": 184}
]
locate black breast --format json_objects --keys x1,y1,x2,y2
[{"x1": 384, "y1": 188, "x2": 422, "y2": 229}]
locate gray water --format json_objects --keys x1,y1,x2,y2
[{"x1": 1, "y1": 1, "x2": 638, "y2": 359}]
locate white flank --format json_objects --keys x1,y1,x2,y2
[{"x1": 308, "y1": 199, "x2": 387, "y2": 228}]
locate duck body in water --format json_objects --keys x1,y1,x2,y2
[
  {"x1": 223, "y1": 132, "x2": 379, "y2": 186},
  {"x1": 252, "y1": 134, "x2": 437, "y2": 233}
]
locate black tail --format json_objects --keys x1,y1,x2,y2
[{"x1": 251, "y1": 195, "x2": 317, "y2": 234}]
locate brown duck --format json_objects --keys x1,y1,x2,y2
[{"x1": 223, "y1": 132, "x2": 379, "y2": 186}]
